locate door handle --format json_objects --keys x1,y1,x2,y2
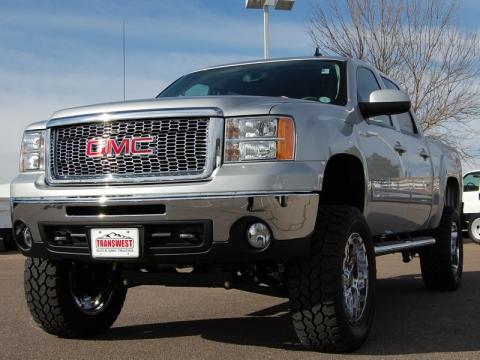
[
  {"x1": 419, "y1": 148, "x2": 430, "y2": 160},
  {"x1": 394, "y1": 143, "x2": 407, "y2": 155},
  {"x1": 359, "y1": 130, "x2": 379, "y2": 137}
]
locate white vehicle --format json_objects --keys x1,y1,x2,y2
[
  {"x1": 0, "y1": 183, "x2": 13, "y2": 251},
  {"x1": 463, "y1": 170, "x2": 480, "y2": 243}
]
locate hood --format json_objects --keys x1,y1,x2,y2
[{"x1": 50, "y1": 96, "x2": 308, "y2": 120}]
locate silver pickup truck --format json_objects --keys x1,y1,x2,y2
[{"x1": 12, "y1": 57, "x2": 462, "y2": 352}]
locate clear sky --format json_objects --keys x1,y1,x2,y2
[{"x1": 0, "y1": 0, "x2": 479, "y2": 183}]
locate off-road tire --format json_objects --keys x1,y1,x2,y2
[
  {"x1": 420, "y1": 206, "x2": 463, "y2": 291},
  {"x1": 24, "y1": 257, "x2": 127, "y2": 338},
  {"x1": 287, "y1": 206, "x2": 376, "y2": 353}
]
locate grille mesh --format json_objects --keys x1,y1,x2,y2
[{"x1": 50, "y1": 118, "x2": 209, "y2": 180}]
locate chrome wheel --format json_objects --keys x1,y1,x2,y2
[
  {"x1": 451, "y1": 222, "x2": 460, "y2": 274},
  {"x1": 69, "y1": 263, "x2": 115, "y2": 315},
  {"x1": 72, "y1": 288, "x2": 113, "y2": 315},
  {"x1": 342, "y1": 232, "x2": 369, "y2": 324}
]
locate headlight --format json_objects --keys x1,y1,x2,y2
[
  {"x1": 224, "y1": 116, "x2": 295, "y2": 162},
  {"x1": 20, "y1": 131, "x2": 45, "y2": 172}
]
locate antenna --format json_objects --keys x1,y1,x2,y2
[
  {"x1": 123, "y1": 21, "x2": 126, "y2": 101},
  {"x1": 314, "y1": 47, "x2": 322, "y2": 57}
]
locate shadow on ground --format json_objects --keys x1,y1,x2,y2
[{"x1": 99, "y1": 271, "x2": 480, "y2": 355}]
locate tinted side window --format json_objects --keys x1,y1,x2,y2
[
  {"x1": 381, "y1": 76, "x2": 418, "y2": 134},
  {"x1": 357, "y1": 68, "x2": 392, "y2": 127},
  {"x1": 357, "y1": 68, "x2": 381, "y2": 101},
  {"x1": 464, "y1": 172, "x2": 480, "y2": 192},
  {"x1": 397, "y1": 112, "x2": 418, "y2": 134},
  {"x1": 382, "y1": 77, "x2": 400, "y2": 90}
]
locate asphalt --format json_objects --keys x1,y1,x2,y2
[{"x1": 1, "y1": 243, "x2": 479, "y2": 360}]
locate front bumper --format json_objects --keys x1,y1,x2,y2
[{"x1": 12, "y1": 193, "x2": 318, "y2": 264}]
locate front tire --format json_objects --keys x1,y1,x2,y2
[
  {"x1": 287, "y1": 206, "x2": 376, "y2": 353},
  {"x1": 24, "y1": 258, "x2": 127, "y2": 338},
  {"x1": 420, "y1": 206, "x2": 463, "y2": 291}
]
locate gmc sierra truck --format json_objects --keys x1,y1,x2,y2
[{"x1": 12, "y1": 57, "x2": 463, "y2": 352}]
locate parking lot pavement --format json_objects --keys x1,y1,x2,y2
[{"x1": 1, "y1": 243, "x2": 479, "y2": 360}]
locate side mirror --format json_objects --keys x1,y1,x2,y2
[{"x1": 359, "y1": 89, "x2": 411, "y2": 118}]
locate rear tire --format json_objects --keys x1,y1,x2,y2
[
  {"x1": 468, "y1": 217, "x2": 480, "y2": 244},
  {"x1": 24, "y1": 258, "x2": 127, "y2": 338},
  {"x1": 287, "y1": 206, "x2": 376, "y2": 353},
  {"x1": 420, "y1": 207, "x2": 463, "y2": 291}
]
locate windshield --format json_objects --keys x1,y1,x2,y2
[
  {"x1": 158, "y1": 60, "x2": 347, "y2": 105},
  {"x1": 464, "y1": 172, "x2": 480, "y2": 192}
]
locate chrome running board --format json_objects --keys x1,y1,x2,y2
[{"x1": 374, "y1": 237, "x2": 436, "y2": 256}]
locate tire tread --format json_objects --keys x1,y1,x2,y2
[
  {"x1": 288, "y1": 206, "x2": 375, "y2": 353},
  {"x1": 420, "y1": 207, "x2": 463, "y2": 291},
  {"x1": 24, "y1": 258, "x2": 126, "y2": 338}
]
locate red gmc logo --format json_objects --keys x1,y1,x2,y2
[{"x1": 86, "y1": 137, "x2": 155, "y2": 158}]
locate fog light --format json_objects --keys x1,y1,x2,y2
[
  {"x1": 22, "y1": 227, "x2": 33, "y2": 249},
  {"x1": 14, "y1": 222, "x2": 33, "y2": 250},
  {"x1": 247, "y1": 222, "x2": 272, "y2": 249}
]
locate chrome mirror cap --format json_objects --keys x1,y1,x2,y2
[{"x1": 359, "y1": 89, "x2": 411, "y2": 118}]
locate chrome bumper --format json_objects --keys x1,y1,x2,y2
[{"x1": 11, "y1": 193, "x2": 319, "y2": 261}]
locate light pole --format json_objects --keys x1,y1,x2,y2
[{"x1": 245, "y1": 0, "x2": 295, "y2": 59}]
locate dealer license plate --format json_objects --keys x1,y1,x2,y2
[{"x1": 90, "y1": 228, "x2": 140, "y2": 258}]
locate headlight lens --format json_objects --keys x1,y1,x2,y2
[
  {"x1": 20, "y1": 131, "x2": 45, "y2": 172},
  {"x1": 224, "y1": 116, "x2": 295, "y2": 162}
]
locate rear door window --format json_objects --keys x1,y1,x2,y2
[{"x1": 397, "y1": 112, "x2": 418, "y2": 134}]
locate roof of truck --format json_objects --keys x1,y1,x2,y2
[{"x1": 193, "y1": 56, "x2": 358, "y2": 73}]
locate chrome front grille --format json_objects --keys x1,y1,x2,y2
[{"x1": 49, "y1": 118, "x2": 211, "y2": 183}]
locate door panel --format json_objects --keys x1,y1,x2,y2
[
  {"x1": 357, "y1": 122, "x2": 414, "y2": 235},
  {"x1": 356, "y1": 67, "x2": 413, "y2": 235},
  {"x1": 393, "y1": 113, "x2": 433, "y2": 229}
]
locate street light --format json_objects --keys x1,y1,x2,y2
[{"x1": 245, "y1": 0, "x2": 296, "y2": 59}]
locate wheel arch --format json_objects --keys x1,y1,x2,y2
[
  {"x1": 445, "y1": 176, "x2": 461, "y2": 211},
  {"x1": 319, "y1": 153, "x2": 367, "y2": 213}
]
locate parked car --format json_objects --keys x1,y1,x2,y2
[
  {"x1": 463, "y1": 170, "x2": 480, "y2": 243},
  {"x1": 12, "y1": 56, "x2": 462, "y2": 352}
]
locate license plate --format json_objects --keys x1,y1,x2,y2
[{"x1": 90, "y1": 228, "x2": 140, "y2": 258}]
